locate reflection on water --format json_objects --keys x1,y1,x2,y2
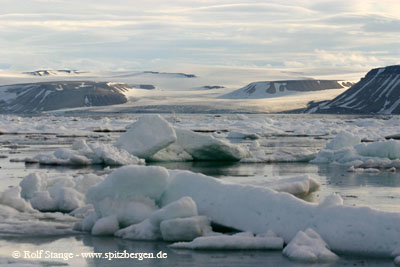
[{"x1": 148, "y1": 161, "x2": 319, "y2": 179}]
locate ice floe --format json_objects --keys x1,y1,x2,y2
[
  {"x1": 0, "y1": 186, "x2": 34, "y2": 212},
  {"x1": 283, "y1": 228, "x2": 338, "y2": 262},
  {"x1": 27, "y1": 140, "x2": 143, "y2": 166},
  {"x1": 1, "y1": 164, "x2": 400, "y2": 261},
  {"x1": 114, "y1": 114, "x2": 250, "y2": 162},
  {"x1": 116, "y1": 114, "x2": 177, "y2": 159},
  {"x1": 91, "y1": 215, "x2": 119, "y2": 236},
  {"x1": 170, "y1": 231, "x2": 283, "y2": 250},
  {"x1": 251, "y1": 175, "x2": 320, "y2": 197},
  {"x1": 86, "y1": 166, "x2": 167, "y2": 227},
  {"x1": 228, "y1": 175, "x2": 320, "y2": 197},
  {"x1": 24, "y1": 114, "x2": 251, "y2": 163},
  {"x1": 312, "y1": 131, "x2": 400, "y2": 168},
  {"x1": 160, "y1": 216, "x2": 211, "y2": 242},
  {"x1": 114, "y1": 197, "x2": 202, "y2": 240},
  {"x1": 19, "y1": 172, "x2": 103, "y2": 212},
  {"x1": 8, "y1": 113, "x2": 400, "y2": 165},
  {"x1": 161, "y1": 169, "x2": 400, "y2": 257},
  {"x1": 29, "y1": 165, "x2": 393, "y2": 258},
  {"x1": 175, "y1": 128, "x2": 249, "y2": 161}
]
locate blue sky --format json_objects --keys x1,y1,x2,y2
[{"x1": 0, "y1": 0, "x2": 399, "y2": 76}]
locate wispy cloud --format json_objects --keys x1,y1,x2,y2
[{"x1": 0, "y1": 0, "x2": 399, "y2": 77}]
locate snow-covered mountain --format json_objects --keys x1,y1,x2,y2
[
  {"x1": 220, "y1": 80, "x2": 353, "y2": 99},
  {"x1": 0, "y1": 81, "x2": 132, "y2": 113},
  {"x1": 0, "y1": 68, "x2": 360, "y2": 114},
  {"x1": 23, "y1": 70, "x2": 86, "y2": 76},
  {"x1": 307, "y1": 65, "x2": 400, "y2": 114},
  {"x1": 0, "y1": 70, "x2": 200, "y2": 91}
]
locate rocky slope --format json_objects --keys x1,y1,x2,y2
[
  {"x1": 0, "y1": 81, "x2": 131, "y2": 113},
  {"x1": 307, "y1": 65, "x2": 400, "y2": 114},
  {"x1": 220, "y1": 80, "x2": 353, "y2": 99}
]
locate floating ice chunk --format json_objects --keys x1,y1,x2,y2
[
  {"x1": 115, "y1": 197, "x2": 198, "y2": 240},
  {"x1": 313, "y1": 137, "x2": 400, "y2": 168},
  {"x1": 86, "y1": 165, "x2": 168, "y2": 208},
  {"x1": 160, "y1": 216, "x2": 211, "y2": 241},
  {"x1": 161, "y1": 169, "x2": 400, "y2": 256},
  {"x1": 88, "y1": 142, "x2": 142, "y2": 165},
  {"x1": 149, "y1": 196, "x2": 197, "y2": 225},
  {"x1": 91, "y1": 215, "x2": 119, "y2": 236},
  {"x1": 32, "y1": 152, "x2": 90, "y2": 166},
  {"x1": 356, "y1": 139, "x2": 400, "y2": 159},
  {"x1": 54, "y1": 187, "x2": 85, "y2": 212},
  {"x1": 326, "y1": 131, "x2": 361, "y2": 150},
  {"x1": 149, "y1": 143, "x2": 193, "y2": 162},
  {"x1": 169, "y1": 232, "x2": 284, "y2": 250},
  {"x1": 81, "y1": 211, "x2": 99, "y2": 232},
  {"x1": 318, "y1": 193, "x2": 343, "y2": 208},
  {"x1": 348, "y1": 166, "x2": 380, "y2": 173},
  {"x1": 29, "y1": 191, "x2": 58, "y2": 211},
  {"x1": 19, "y1": 172, "x2": 103, "y2": 212},
  {"x1": 115, "y1": 218, "x2": 159, "y2": 240},
  {"x1": 29, "y1": 140, "x2": 142, "y2": 166},
  {"x1": 20, "y1": 173, "x2": 47, "y2": 199},
  {"x1": 116, "y1": 114, "x2": 177, "y2": 159},
  {"x1": 70, "y1": 204, "x2": 94, "y2": 218},
  {"x1": 230, "y1": 175, "x2": 320, "y2": 197},
  {"x1": 0, "y1": 186, "x2": 34, "y2": 212},
  {"x1": 85, "y1": 165, "x2": 169, "y2": 231},
  {"x1": 283, "y1": 228, "x2": 339, "y2": 262},
  {"x1": 247, "y1": 175, "x2": 320, "y2": 197},
  {"x1": 112, "y1": 199, "x2": 158, "y2": 227},
  {"x1": 311, "y1": 147, "x2": 361, "y2": 165},
  {"x1": 175, "y1": 128, "x2": 249, "y2": 161}
]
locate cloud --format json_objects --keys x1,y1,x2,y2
[{"x1": 0, "y1": 0, "x2": 399, "y2": 77}]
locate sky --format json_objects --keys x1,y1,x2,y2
[{"x1": 0, "y1": 0, "x2": 399, "y2": 79}]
